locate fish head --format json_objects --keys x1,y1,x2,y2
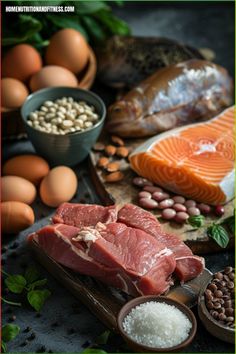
[{"x1": 106, "y1": 99, "x2": 143, "y2": 135}]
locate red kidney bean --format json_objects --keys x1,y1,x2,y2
[
  {"x1": 133, "y1": 177, "x2": 153, "y2": 187},
  {"x1": 138, "y1": 191, "x2": 152, "y2": 199},
  {"x1": 197, "y1": 203, "x2": 211, "y2": 214},
  {"x1": 152, "y1": 191, "x2": 169, "y2": 201},
  {"x1": 172, "y1": 196, "x2": 185, "y2": 204},
  {"x1": 184, "y1": 200, "x2": 196, "y2": 208},
  {"x1": 139, "y1": 198, "x2": 158, "y2": 209},
  {"x1": 161, "y1": 208, "x2": 176, "y2": 220},
  {"x1": 173, "y1": 203, "x2": 187, "y2": 212},
  {"x1": 143, "y1": 186, "x2": 163, "y2": 193},
  {"x1": 174, "y1": 212, "x2": 189, "y2": 223},
  {"x1": 158, "y1": 199, "x2": 174, "y2": 209},
  {"x1": 188, "y1": 207, "x2": 200, "y2": 216},
  {"x1": 214, "y1": 205, "x2": 225, "y2": 217}
]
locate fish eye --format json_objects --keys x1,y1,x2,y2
[{"x1": 113, "y1": 106, "x2": 122, "y2": 113}]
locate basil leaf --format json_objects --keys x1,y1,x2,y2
[
  {"x1": 5, "y1": 275, "x2": 26, "y2": 294},
  {"x1": 27, "y1": 289, "x2": 51, "y2": 312},
  {"x1": 28, "y1": 279, "x2": 47, "y2": 290},
  {"x1": 75, "y1": 1, "x2": 109, "y2": 14},
  {"x1": 207, "y1": 224, "x2": 229, "y2": 248},
  {"x1": 2, "y1": 324, "x2": 20, "y2": 343},
  {"x1": 24, "y1": 266, "x2": 40, "y2": 284},
  {"x1": 94, "y1": 9, "x2": 131, "y2": 36},
  {"x1": 82, "y1": 16, "x2": 107, "y2": 42},
  {"x1": 187, "y1": 215, "x2": 205, "y2": 228},
  {"x1": 95, "y1": 330, "x2": 110, "y2": 345}
]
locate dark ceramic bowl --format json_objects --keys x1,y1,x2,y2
[
  {"x1": 198, "y1": 270, "x2": 235, "y2": 344},
  {"x1": 21, "y1": 87, "x2": 106, "y2": 166},
  {"x1": 117, "y1": 295, "x2": 197, "y2": 353}
]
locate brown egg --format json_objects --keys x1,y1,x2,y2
[
  {"x1": 1, "y1": 176, "x2": 37, "y2": 204},
  {"x1": 1, "y1": 201, "x2": 35, "y2": 234},
  {"x1": 2, "y1": 44, "x2": 42, "y2": 82},
  {"x1": 1, "y1": 78, "x2": 29, "y2": 108},
  {"x1": 40, "y1": 166, "x2": 77, "y2": 207},
  {"x1": 3, "y1": 154, "x2": 50, "y2": 186},
  {"x1": 30, "y1": 65, "x2": 78, "y2": 92},
  {"x1": 45, "y1": 28, "x2": 89, "y2": 74}
]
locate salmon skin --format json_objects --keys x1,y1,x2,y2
[
  {"x1": 96, "y1": 36, "x2": 204, "y2": 88},
  {"x1": 129, "y1": 106, "x2": 235, "y2": 205},
  {"x1": 106, "y1": 60, "x2": 233, "y2": 138}
]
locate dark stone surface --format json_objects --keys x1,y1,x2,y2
[{"x1": 2, "y1": 2, "x2": 235, "y2": 353}]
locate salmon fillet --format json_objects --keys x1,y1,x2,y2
[{"x1": 129, "y1": 106, "x2": 235, "y2": 205}]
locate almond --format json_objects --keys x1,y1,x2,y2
[
  {"x1": 106, "y1": 162, "x2": 120, "y2": 173},
  {"x1": 116, "y1": 146, "x2": 129, "y2": 158},
  {"x1": 105, "y1": 145, "x2": 117, "y2": 156},
  {"x1": 93, "y1": 142, "x2": 105, "y2": 151},
  {"x1": 104, "y1": 171, "x2": 124, "y2": 182},
  {"x1": 111, "y1": 135, "x2": 125, "y2": 147},
  {"x1": 97, "y1": 157, "x2": 109, "y2": 168}
]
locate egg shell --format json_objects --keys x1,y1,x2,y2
[
  {"x1": 1, "y1": 176, "x2": 37, "y2": 204},
  {"x1": 1, "y1": 78, "x2": 29, "y2": 108},
  {"x1": 2, "y1": 44, "x2": 42, "y2": 82},
  {"x1": 40, "y1": 166, "x2": 77, "y2": 207},
  {"x1": 45, "y1": 28, "x2": 89, "y2": 74},
  {"x1": 1, "y1": 201, "x2": 35, "y2": 234},
  {"x1": 3, "y1": 154, "x2": 50, "y2": 186},
  {"x1": 30, "y1": 65, "x2": 78, "y2": 92}
]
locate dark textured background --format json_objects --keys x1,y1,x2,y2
[{"x1": 2, "y1": 1, "x2": 235, "y2": 353}]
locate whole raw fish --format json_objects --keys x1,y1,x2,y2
[
  {"x1": 106, "y1": 60, "x2": 233, "y2": 138},
  {"x1": 96, "y1": 36, "x2": 204, "y2": 88}
]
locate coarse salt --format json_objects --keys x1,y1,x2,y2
[{"x1": 122, "y1": 301, "x2": 192, "y2": 348}]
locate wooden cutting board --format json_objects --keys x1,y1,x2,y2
[
  {"x1": 89, "y1": 137, "x2": 234, "y2": 255},
  {"x1": 29, "y1": 239, "x2": 212, "y2": 332}
]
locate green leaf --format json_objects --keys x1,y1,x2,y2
[
  {"x1": 221, "y1": 213, "x2": 235, "y2": 234},
  {"x1": 46, "y1": 14, "x2": 88, "y2": 39},
  {"x1": 2, "y1": 15, "x2": 42, "y2": 46},
  {"x1": 24, "y1": 266, "x2": 40, "y2": 284},
  {"x1": 82, "y1": 349, "x2": 108, "y2": 354},
  {"x1": 5, "y1": 275, "x2": 27, "y2": 294},
  {"x1": 75, "y1": 1, "x2": 109, "y2": 14},
  {"x1": 27, "y1": 289, "x2": 51, "y2": 312},
  {"x1": 187, "y1": 215, "x2": 205, "y2": 228},
  {"x1": 2, "y1": 324, "x2": 20, "y2": 343},
  {"x1": 94, "y1": 9, "x2": 131, "y2": 36},
  {"x1": 28, "y1": 279, "x2": 47, "y2": 290},
  {"x1": 1, "y1": 341, "x2": 7, "y2": 353},
  {"x1": 82, "y1": 16, "x2": 107, "y2": 42},
  {"x1": 95, "y1": 330, "x2": 110, "y2": 345},
  {"x1": 207, "y1": 224, "x2": 229, "y2": 248}
]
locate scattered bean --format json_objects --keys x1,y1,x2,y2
[
  {"x1": 139, "y1": 198, "x2": 158, "y2": 209},
  {"x1": 144, "y1": 186, "x2": 163, "y2": 194},
  {"x1": 172, "y1": 196, "x2": 185, "y2": 204},
  {"x1": 187, "y1": 207, "x2": 200, "y2": 216},
  {"x1": 184, "y1": 200, "x2": 196, "y2": 208},
  {"x1": 174, "y1": 212, "x2": 189, "y2": 223},
  {"x1": 138, "y1": 191, "x2": 152, "y2": 199},
  {"x1": 158, "y1": 199, "x2": 174, "y2": 209},
  {"x1": 197, "y1": 203, "x2": 211, "y2": 214},
  {"x1": 173, "y1": 203, "x2": 187, "y2": 212},
  {"x1": 161, "y1": 208, "x2": 176, "y2": 220},
  {"x1": 214, "y1": 205, "x2": 225, "y2": 217},
  {"x1": 132, "y1": 177, "x2": 153, "y2": 187},
  {"x1": 152, "y1": 191, "x2": 169, "y2": 201}
]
